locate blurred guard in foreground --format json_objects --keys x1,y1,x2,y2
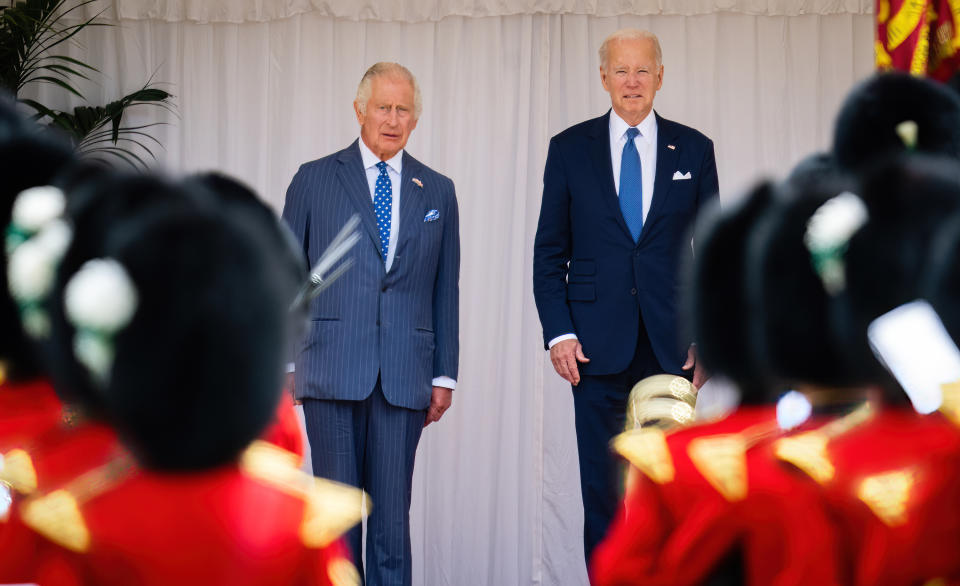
[
  {"x1": 593, "y1": 177, "x2": 819, "y2": 584},
  {"x1": 778, "y1": 155, "x2": 960, "y2": 585},
  {"x1": 0, "y1": 97, "x2": 74, "y2": 446},
  {"x1": 593, "y1": 163, "x2": 883, "y2": 584},
  {"x1": 17, "y1": 175, "x2": 364, "y2": 586},
  {"x1": 187, "y1": 172, "x2": 308, "y2": 462}
]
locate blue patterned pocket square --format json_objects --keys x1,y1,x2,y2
[{"x1": 424, "y1": 209, "x2": 440, "y2": 222}]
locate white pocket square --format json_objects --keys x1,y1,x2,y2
[
  {"x1": 424, "y1": 209, "x2": 440, "y2": 222},
  {"x1": 673, "y1": 171, "x2": 692, "y2": 180}
]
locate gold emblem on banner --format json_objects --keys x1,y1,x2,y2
[
  {"x1": 879, "y1": 0, "x2": 891, "y2": 23},
  {"x1": 888, "y1": 0, "x2": 929, "y2": 50}
]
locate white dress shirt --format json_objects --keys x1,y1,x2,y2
[
  {"x1": 547, "y1": 110, "x2": 658, "y2": 350},
  {"x1": 358, "y1": 138, "x2": 456, "y2": 390}
]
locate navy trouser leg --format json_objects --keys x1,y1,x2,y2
[
  {"x1": 302, "y1": 379, "x2": 425, "y2": 586},
  {"x1": 363, "y1": 383, "x2": 425, "y2": 586},
  {"x1": 302, "y1": 395, "x2": 370, "y2": 576},
  {"x1": 573, "y1": 317, "x2": 662, "y2": 564}
]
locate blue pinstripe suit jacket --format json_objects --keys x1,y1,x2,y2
[{"x1": 282, "y1": 140, "x2": 460, "y2": 410}]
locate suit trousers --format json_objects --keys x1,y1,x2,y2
[
  {"x1": 574, "y1": 313, "x2": 664, "y2": 565},
  {"x1": 303, "y1": 378, "x2": 425, "y2": 586}
]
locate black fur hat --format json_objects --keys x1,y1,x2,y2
[
  {"x1": 185, "y1": 172, "x2": 308, "y2": 360},
  {"x1": 45, "y1": 173, "x2": 189, "y2": 416},
  {"x1": 688, "y1": 181, "x2": 775, "y2": 403},
  {"x1": 49, "y1": 174, "x2": 290, "y2": 470},
  {"x1": 786, "y1": 152, "x2": 844, "y2": 187},
  {"x1": 184, "y1": 172, "x2": 305, "y2": 294},
  {"x1": 834, "y1": 155, "x2": 960, "y2": 385},
  {"x1": 924, "y1": 213, "x2": 960, "y2": 343},
  {"x1": 0, "y1": 100, "x2": 74, "y2": 381},
  {"x1": 746, "y1": 171, "x2": 861, "y2": 388},
  {"x1": 833, "y1": 72, "x2": 960, "y2": 172}
]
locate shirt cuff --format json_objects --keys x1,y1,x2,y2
[
  {"x1": 432, "y1": 376, "x2": 456, "y2": 390},
  {"x1": 547, "y1": 334, "x2": 578, "y2": 349},
  {"x1": 285, "y1": 362, "x2": 296, "y2": 374}
]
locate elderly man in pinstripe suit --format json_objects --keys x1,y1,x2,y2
[{"x1": 282, "y1": 62, "x2": 460, "y2": 586}]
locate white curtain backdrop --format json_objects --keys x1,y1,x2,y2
[
  {"x1": 99, "y1": 0, "x2": 871, "y2": 22},
  {"x1": 24, "y1": 6, "x2": 874, "y2": 585}
]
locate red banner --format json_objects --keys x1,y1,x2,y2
[{"x1": 877, "y1": 0, "x2": 960, "y2": 80}]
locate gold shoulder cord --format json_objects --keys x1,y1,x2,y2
[
  {"x1": 19, "y1": 451, "x2": 134, "y2": 553},
  {"x1": 773, "y1": 400, "x2": 874, "y2": 486},
  {"x1": 856, "y1": 468, "x2": 917, "y2": 527},
  {"x1": 612, "y1": 428, "x2": 675, "y2": 485},
  {"x1": 0, "y1": 449, "x2": 38, "y2": 495},
  {"x1": 327, "y1": 556, "x2": 362, "y2": 586},
  {"x1": 938, "y1": 380, "x2": 960, "y2": 426},
  {"x1": 686, "y1": 420, "x2": 781, "y2": 503},
  {"x1": 241, "y1": 441, "x2": 368, "y2": 549},
  {"x1": 855, "y1": 384, "x2": 960, "y2": 528}
]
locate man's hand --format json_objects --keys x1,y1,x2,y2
[
  {"x1": 284, "y1": 372, "x2": 302, "y2": 406},
  {"x1": 424, "y1": 386, "x2": 453, "y2": 427},
  {"x1": 550, "y1": 339, "x2": 590, "y2": 386},
  {"x1": 682, "y1": 345, "x2": 710, "y2": 390}
]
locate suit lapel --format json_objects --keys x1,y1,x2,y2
[
  {"x1": 588, "y1": 112, "x2": 634, "y2": 243},
  {"x1": 336, "y1": 140, "x2": 383, "y2": 260},
  {"x1": 641, "y1": 113, "x2": 679, "y2": 243},
  {"x1": 393, "y1": 152, "x2": 424, "y2": 271}
]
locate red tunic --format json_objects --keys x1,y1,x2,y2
[
  {"x1": 20, "y1": 441, "x2": 362, "y2": 586},
  {"x1": 787, "y1": 408, "x2": 960, "y2": 585},
  {"x1": 0, "y1": 377, "x2": 64, "y2": 445},
  {"x1": 260, "y1": 392, "x2": 305, "y2": 463},
  {"x1": 591, "y1": 406, "x2": 845, "y2": 585},
  {"x1": 0, "y1": 421, "x2": 121, "y2": 583}
]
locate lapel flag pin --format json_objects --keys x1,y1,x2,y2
[
  {"x1": 667, "y1": 144, "x2": 676, "y2": 150},
  {"x1": 412, "y1": 178, "x2": 423, "y2": 188}
]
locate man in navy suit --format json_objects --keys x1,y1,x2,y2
[
  {"x1": 282, "y1": 62, "x2": 459, "y2": 586},
  {"x1": 533, "y1": 29, "x2": 719, "y2": 561}
]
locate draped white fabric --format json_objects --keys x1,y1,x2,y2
[
  {"x1": 23, "y1": 10, "x2": 874, "y2": 585},
  {"x1": 101, "y1": 0, "x2": 873, "y2": 23}
]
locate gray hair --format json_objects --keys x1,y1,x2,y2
[
  {"x1": 355, "y1": 62, "x2": 423, "y2": 120},
  {"x1": 599, "y1": 29, "x2": 662, "y2": 71}
]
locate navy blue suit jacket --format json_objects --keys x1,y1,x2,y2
[
  {"x1": 533, "y1": 111, "x2": 719, "y2": 376},
  {"x1": 282, "y1": 140, "x2": 460, "y2": 410}
]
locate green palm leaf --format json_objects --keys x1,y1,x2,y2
[{"x1": 0, "y1": 0, "x2": 176, "y2": 169}]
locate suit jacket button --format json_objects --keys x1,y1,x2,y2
[
  {"x1": 381, "y1": 285, "x2": 388, "y2": 292},
  {"x1": 630, "y1": 288, "x2": 637, "y2": 295}
]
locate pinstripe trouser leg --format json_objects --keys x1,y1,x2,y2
[{"x1": 303, "y1": 378, "x2": 425, "y2": 586}]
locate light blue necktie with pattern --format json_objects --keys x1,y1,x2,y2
[
  {"x1": 374, "y1": 161, "x2": 392, "y2": 258},
  {"x1": 619, "y1": 127, "x2": 643, "y2": 242}
]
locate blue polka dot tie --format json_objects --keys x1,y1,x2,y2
[
  {"x1": 619, "y1": 127, "x2": 643, "y2": 242},
  {"x1": 374, "y1": 161, "x2": 392, "y2": 259}
]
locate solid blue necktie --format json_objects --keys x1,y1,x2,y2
[
  {"x1": 619, "y1": 127, "x2": 643, "y2": 242},
  {"x1": 374, "y1": 161, "x2": 392, "y2": 259}
]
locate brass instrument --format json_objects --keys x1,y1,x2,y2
[{"x1": 624, "y1": 374, "x2": 697, "y2": 431}]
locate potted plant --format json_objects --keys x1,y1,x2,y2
[{"x1": 0, "y1": 0, "x2": 174, "y2": 168}]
